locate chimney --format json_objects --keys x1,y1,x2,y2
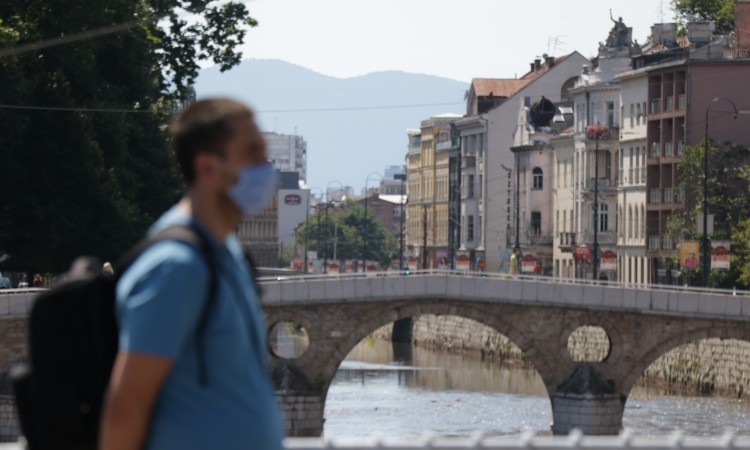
[
  {"x1": 530, "y1": 62, "x2": 536, "y2": 73},
  {"x1": 545, "y1": 55, "x2": 555, "y2": 67},
  {"x1": 738, "y1": 0, "x2": 750, "y2": 57},
  {"x1": 534, "y1": 59, "x2": 542, "y2": 70}
]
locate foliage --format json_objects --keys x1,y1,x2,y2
[
  {"x1": 671, "y1": 0, "x2": 736, "y2": 35},
  {"x1": 586, "y1": 124, "x2": 610, "y2": 140},
  {"x1": 667, "y1": 140, "x2": 750, "y2": 288},
  {"x1": 0, "y1": 1, "x2": 256, "y2": 272},
  {"x1": 296, "y1": 203, "x2": 398, "y2": 267}
]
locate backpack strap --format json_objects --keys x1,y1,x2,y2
[{"x1": 114, "y1": 224, "x2": 218, "y2": 386}]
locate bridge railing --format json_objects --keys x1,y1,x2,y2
[
  {"x1": 282, "y1": 432, "x2": 750, "y2": 450},
  {"x1": 2, "y1": 432, "x2": 750, "y2": 450},
  {"x1": 257, "y1": 269, "x2": 750, "y2": 299}
]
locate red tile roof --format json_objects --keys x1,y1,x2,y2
[{"x1": 471, "y1": 78, "x2": 529, "y2": 98}]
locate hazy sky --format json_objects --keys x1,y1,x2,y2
[{"x1": 237, "y1": 0, "x2": 675, "y2": 82}]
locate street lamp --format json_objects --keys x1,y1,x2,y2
[
  {"x1": 324, "y1": 181, "x2": 344, "y2": 274},
  {"x1": 701, "y1": 98, "x2": 750, "y2": 287},
  {"x1": 362, "y1": 172, "x2": 384, "y2": 272},
  {"x1": 394, "y1": 173, "x2": 407, "y2": 270},
  {"x1": 304, "y1": 187, "x2": 324, "y2": 273},
  {"x1": 587, "y1": 123, "x2": 608, "y2": 280}
]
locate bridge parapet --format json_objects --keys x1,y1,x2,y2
[
  {"x1": 259, "y1": 271, "x2": 750, "y2": 321},
  {"x1": 0, "y1": 290, "x2": 43, "y2": 317}
]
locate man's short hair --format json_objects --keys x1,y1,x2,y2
[{"x1": 170, "y1": 98, "x2": 254, "y2": 185}]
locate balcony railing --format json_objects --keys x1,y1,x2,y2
[
  {"x1": 586, "y1": 178, "x2": 617, "y2": 191},
  {"x1": 676, "y1": 141, "x2": 685, "y2": 157},
  {"x1": 510, "y1": 234, "x2": 554, "y2": 246},
  {"x1": 649, "y1": 142, "x2": 660, "y2": 158},
  {"x1": 663, "y1": 187, "x2": 673, "y2": 204},
  {"x1": 649, "y1": 189, "x2": 661, "y2": 204},
  {"x1": 582, "y1": 230, "x2": 617, "y2": 245},
  {"x1": 663, "y1": 142, "x2": 673, "y2": 157},
  {"x1": 678, "y1": 94, "x2": 686, "y2": 110},
  {"x1": 651, "y1": 99, "x2": 661, "y2": 114},
  {"x1": 559, "y1": 232, "x2": 576, "y2": 249},
  {"x1": 665, "y1": 96, "x2": 674, "y2": 112},
  {"x1": 648, "y1": 235, "x2": 660, "y2": 250},
  {"x1": 663, "y1": 235, "x2": 677, "y2": 251},
  {"x1": 675, "y1": 188, "x2": 684, "y2": 203}
]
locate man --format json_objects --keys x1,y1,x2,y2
[
  {"x1": 100, "y1": 99, "x2": 284, "y2": 450},
  {"x1": 509, "y1": 247, "x2": 520, "y2": 275}
]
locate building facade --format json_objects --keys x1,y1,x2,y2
[{"x1": 264, "y1": 132, "x2": 307, "y2": 186}]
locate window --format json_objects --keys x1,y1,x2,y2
[
  {"x1": 531, "y1": 211, "x2": 542, "y2": 235},
  {"x1": 599, "y1": 203, "x2": 609, "y2": 232},
  {"x1": 606, "y1": 102, "x2": 615, "y2": 128},
  {"x1": 467, "y1": 215, "x2": 475, "y2": 241},
  {"x1": 630, "y1": 104, "x2": 635, "y2": 128},
  {"x1": 532, "y1": 167, "x2": 543, "y2": 190},
  {"x1": 468, "y1": 175, "x2": 475, "y2": 198}
]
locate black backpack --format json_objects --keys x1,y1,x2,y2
[{"x1": 12, "y1": 224, "x2": 218, "y2": 450}]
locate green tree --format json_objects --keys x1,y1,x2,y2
[
  {"x1": 296, "y1": 204, "x2": 397, "y2": 268},
  {"x1": 671, "y1": 0, "x2": 735, "y2": 34},
  {"x1": 0, "y1": 1, "x2": 257, "y2": 273},
  {"x1": 667, "y1": 140, "x2": 750, "y2": 288}
]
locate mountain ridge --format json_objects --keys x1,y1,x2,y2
[{"x1": 195, "y1": 58, "x2": 468, "y2": 190}]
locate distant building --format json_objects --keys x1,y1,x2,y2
[
  {"x1": 263, "y1": 132, "x2": 307, "y2": 186},
  {"x1": 406, "y1": 114, "x2": 461, "y2": 269}
]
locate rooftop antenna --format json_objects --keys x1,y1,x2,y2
[
  {"x1": 547, "y1": 35, "x2": 568, "y2": 56},
  {"x1": 656, "y1": 0, "x2": 666, "y2": 23}
]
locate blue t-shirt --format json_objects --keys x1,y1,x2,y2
[{"x1": 116, "y1": 207, "x2": 284, "y2": 450}]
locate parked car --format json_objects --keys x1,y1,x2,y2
[{"x1": 0, "y1": 273, "x2": 10, "y2": 289}]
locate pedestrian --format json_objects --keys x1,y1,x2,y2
[
  {"x1": 509, "y1": 247, "x2": 521, "y2": 276},
  {"x1": 32, "y1": 274, "x2": 43, "y2": 287},
  {"x1": 100, "y1": 99, "x2": 284, "y2": 450},
  {"x1": 102, "y1": 262, "x2": 114, "y2": 276}
]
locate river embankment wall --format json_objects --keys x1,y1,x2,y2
[{"x1": 373, "y1": 315, "x2": 750, "y2": 396}]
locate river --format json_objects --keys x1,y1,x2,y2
[{"x1": 324, "y1": 338, "x2": 750, "y2": 438}]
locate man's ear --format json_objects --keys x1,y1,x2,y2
[{"x1": 194, "y1": 153, "x2": 222, "y2": 188}]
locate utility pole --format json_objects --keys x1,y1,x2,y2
[{"x1": 422, "y1": 204, "x2": 428, "y2": 269}]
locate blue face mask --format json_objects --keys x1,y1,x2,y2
[{"x1": 226, "y1": 162, "x2": 278, "y2": 216}]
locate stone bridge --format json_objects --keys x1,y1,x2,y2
[
  {"x1": 259, "y1": 273, "x2": 750, "y2": 437},
  {"x1": 2, "y1": 276, "x2": 750, "y2": 438}
]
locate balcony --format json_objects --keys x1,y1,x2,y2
[
  {"x1": 511, "y1": 234, "x2": 554, "y2": 246},
  {"x1": 663, "y1": 187, "x2": 673, "y2": 204},
  {"x1": 585, "y1": 178, "x2": 617, "y2": 192},
  {"x1": 648, "y1": 235, "x2": 660, "y2": 250},
  {"x1": 663, "y1": 235, "x2": 677, "y2": 251},
  {"x1": 649, "y1": 189, "x2": 661, "y2": 204},
  {"x1": 649, "y1": 142, "x2": 660, "y2": 158},
  {"x1": 678, "y1": 94, "x2": 686, "y2": 110},
  {"x1": 651, "y1": 99, "x2": 661, "y2": 114},
  {"x1": 665, "y1": 96, "x2": 674, "y2": 112},
  {"x1": 663, "y1": 142, "x2": 673, "y2": 157},
  {"x1": 559, "y1": 232, "x2": 576, "y2": 251},
  {"x1": 582, "y1": 230, "x2": 617, "y2": 245},
  {"x1": 676, "y1": 141, "x2": 685, "y2": 157}
]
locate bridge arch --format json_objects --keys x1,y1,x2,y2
[
  {"x1": 620, "y1": 325, "x2": 750, "y2": 397},
  {"x1": 312, "y1": 301, "x2": 560, "y2": 403}
]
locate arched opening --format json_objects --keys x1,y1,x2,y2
[
  {"x1": 623, "y1": 337, "x2": 750, "y2": 435},
  {"x1": 567, "y1": 325, "x2": 611, "y2": 362},
  {"x1": 324, "y1": 313, "x2": 552, "y2": 438}
]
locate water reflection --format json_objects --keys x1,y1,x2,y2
[{"x1": 325, "y1": 337, "x2": 750, "y2": 438}]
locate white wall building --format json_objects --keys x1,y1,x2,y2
[
  {"x1": 553, "y1": 132, "x2": 576, "y2": 279},
  {"x1": 264, "y1": 132, "x2": 307, "y2": 186},
  {"x1": 615, "y1": 70, "x2": 649, "y2": 284},
  {"x1": 483, "y1": 52, "x2": 589, "y2": 272}
]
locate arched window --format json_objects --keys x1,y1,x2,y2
[{"x1": 532, "y1": 167, "x2": 543, "y2": 190}]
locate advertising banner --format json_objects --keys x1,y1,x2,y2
[
  {"x1": 680, "y1": 240, "x2": 700, "y2": 270},
  {"x1": 435, "y1": 250, "x2": 449, "y2": 269},
  {"x1": 327, "y1": 262, "x2": 340, "y2": 274},
  {"x1": 575, "y1": 245, "x2": 591, "y2": 263},
  {"x1": 600, "y1": 250, "x2": 617, "y2": 271},
  {"x1": 712, "y1": 241, "x2": 731, "y2": 270},
  {"x1": 521, "y1": 255, "x2": 537, "y2": 273},
  {"x1": 407, "y1": 257, "x2": 418, "y2": 271},
  {"x1": 456, "y1": 252, "x2": 470, "y2": 271}
]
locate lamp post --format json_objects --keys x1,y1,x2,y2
[
  {"x1": 587, "y1": 123, "x2": 608, "y2": 280},
  {"x1": 304, "y1": 187, "x2": 324, "y2": 274},
  {"x1": 324, "y1": 181, "x2": 344, "y2": 274},
  {"x1": 394, "y1": 173, "x2": 407, "y2": 270},
  {"x1": 702, "y1": 98, "x2": 739, "y2": 287},
  {"x1": 362, "y1": 172, "x2": 383, "y2": 272}
]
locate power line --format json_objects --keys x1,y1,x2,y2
[
  {"x1": 0, "y1": 17, "x2": 159, "y2": 59},
  {"x1": 0, "y1": 101, "x2": 465, "y2": 114}
]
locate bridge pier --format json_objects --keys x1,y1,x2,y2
[
  {"x1": 550, "y1": 364, "x2": 624, "y2": 435},
  {"x1": 276, "y1": 391, "x2": 325, "y2": 437}
]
